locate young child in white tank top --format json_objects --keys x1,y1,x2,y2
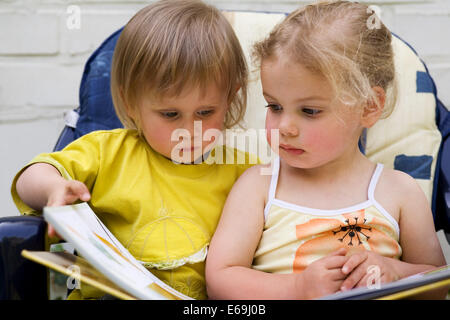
[{"x1": 205, "y1": 1, "x2": 447, "y2": 299}]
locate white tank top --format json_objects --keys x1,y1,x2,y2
[{"x1": 253, "y1": 156, "x2": 402, "y2": 274}]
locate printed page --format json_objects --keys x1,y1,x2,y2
[{"x1": 44, "y1": 202, "x2": 193, "y2": 300}]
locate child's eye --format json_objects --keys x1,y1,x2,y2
[
  {"x1": 302, "y1": 108, "x2": 321, "y2": 116},
  {"x1": 265, "y1": 104, "x2": 282, "y2": 112},
  {"x1": 197, "y1": 109, "x2": 214, "y2": 117},
  {"x1": 160, "y1": 111, "x2": 179, "y2": 119}
]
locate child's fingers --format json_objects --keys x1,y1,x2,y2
[
  {"x1": 47, "y1": 180, "x2": 90, "y2": 207},
  {"x1": 46, "y1": 180, "x2": 89, "y2": 240},
  {"x1": 48, "y1": 224, "x2": 56, "y2": 237},
  {"x1": 355, "y1": 272, "x2": 377, "y2": 289},
  {"x1": 321, "y1": 248, "x2": 350, "y2": 270},
  {"x1": 329, "y1": 267, "x2": 348, "y2": 281},
  {"x1": 47, "y1": 224, "x2": 63, "y2": 240},
  {"x1": 325, "y1": 255, "x2": 350, "y2": 270},
  {"x1": 340, "y1": 263, "x2": 367, "y2": 291},
  {"x1": 356, "y1": 270, "x2": 393, "y2": 289},
  {"x1": 341, "y1": 251, "x2": 368, "y2": 275},
  {"x1": 67, "y1": 180, "x2": 91, "y2": 202},
  {"x1": 327, "y1": 248, "x2": 348, "y2": 257}
]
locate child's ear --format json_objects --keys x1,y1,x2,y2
[{"x1": 361, "y1": 86, "x2": 386, "y2": 128}]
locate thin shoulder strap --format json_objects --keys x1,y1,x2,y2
[
  {"x1": 264, "y1": 156, "x2": 281, "y2": 220},
  {"x1": 368, "y1": 163, "x2": 384, "y2": 201},
  {"x1": 267, "y1": 156, "x2": 280, "y2": 201}
]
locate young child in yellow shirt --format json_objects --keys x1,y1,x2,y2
[{"x1": 12, "y1": 0, "x2": 256, "y2": 300}]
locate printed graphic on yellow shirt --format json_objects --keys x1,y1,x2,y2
[
  {"x1": 125, "y1": 200, "x2": 210, "y2": 270},
  {"x1": 293, "y1": 209, "x2": 401, "y2": 273}
]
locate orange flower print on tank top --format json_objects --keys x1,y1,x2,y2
[{"x1": 293, "y1": 209, "x2": 401, "y2": 273}]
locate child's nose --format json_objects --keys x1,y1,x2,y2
[
  {"x1": 279, "y1": 117, "x2": 299, "y2": 137},
  {"x1": 183, "y1": 119, "x2": 203, "y2": 140}
]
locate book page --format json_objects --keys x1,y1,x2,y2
[{"x1": 44, "y1": 202, "x2": 193, "y2": 300}]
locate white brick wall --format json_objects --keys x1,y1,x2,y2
[
  {"x1": 0, "y1": 12, "x2": 60, "y2": 55},
  {"x1": 1, "y1": 0, "x2": 450, "y2": 221}
]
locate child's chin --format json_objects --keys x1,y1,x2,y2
[
  {"x1": 280, "y1": 155, "x2": 312, "y2": 169},
  {"x1": 170, "y1": 151, "x2": 205, "y2": 164}
]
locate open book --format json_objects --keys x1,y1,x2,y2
[{"x1": 22, "y1": 202, "x2": 193, "y2": 300}]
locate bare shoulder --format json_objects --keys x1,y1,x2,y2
[
  {"x1": 379, "y1": 168, "x2": 444, "y2": 266},
  {"x1": 235, "y1": 163, "x2": 271, "y2": 189},
  {"x1": 380, "y1": 167, "x2": 423, "y2": 196},
  {"x1": 377, "y1": 167, "x2": 430, "y2": 221},
  {"x1": 216, "y1": 164, "x2": 271, "y2": 239},
  {"x1": 226, "y1": 163, "x2": 272, "y2": 207}
]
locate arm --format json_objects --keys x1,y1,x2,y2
[
  {"x1": 206, "y1": 166, "x2": 297, "y2": 299},
  {"x1": 206, "y1": 165, "x2": 348, "y2": 300},
  {"x1": 341, "y1": 171, "x2": 448, "y2": 298},
  {"x1": 14, "y1": 134, "x2": 102, "y2": 212},
  {"x1": 397, "y1": 173, "x2": 446, "y2": 271},
  {"x1": 394, "y1": 172, "x2": 448, "y2": 298},
  {"x1": 16, "y1": 162, "x2": 90, "y2": 211},
  {"x1": 16, "y1": 162, "x2": 91, "y2": 238},
  {"x1": 16, "y1": 162, "x2": 91, "y2": 211}
]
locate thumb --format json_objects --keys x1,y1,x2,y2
[
  {"x1": 67, "y1": 180, "x2": 91, "y2": 202},
  {"x1": 47, "y1": 224, "x2": 63, "y2": 240}
]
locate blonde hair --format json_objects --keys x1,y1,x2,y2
[
  {"x1": 111, "y1": 0, "x2": 248, "y2": 131},
  {"x1": 253, "y1": 0, "x2": 397, "y2": 118}
]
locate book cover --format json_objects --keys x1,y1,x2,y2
[{"x1": 21, "y1": 250, "x2": 136, "y2": 300}]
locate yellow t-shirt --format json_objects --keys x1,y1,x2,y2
[{"x1": 11, "y1": 129, "x2": 257, "y2": 299}]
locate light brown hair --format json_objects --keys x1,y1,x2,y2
[
  {"x1": 253, "y1": 0, "x2": 397, "y2": 118},
  {"x1": 111, "y1": 0, "x2": 248, "y2": 131}
]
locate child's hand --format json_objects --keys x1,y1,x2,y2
[
  {"x1": 297, "y1": 248, "x2": 349, "y2": 299},
  {"x1": 340, "y1": 251, "x2": 399, "y2": 291},
  {"x1": 46, "y1": 179, "x2": 91, "y2": 240},
  {"x1": 46, "y1": 179, "x2": 91, "y2": 207}
]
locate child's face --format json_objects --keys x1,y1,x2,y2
[
  {"x1": 132, "y1": 84, "x2": 229, "y2": 163},
  {"x1": 261, "y1": 57, "x2": 363, "y2": 169}
]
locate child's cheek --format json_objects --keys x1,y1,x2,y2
[
  {"x1": 265, "y1": 117, "x2": 276, "y2": 147},
  {"x1": 304, "y1": 128, "x2": 324, "y2": 147},
  {"x1": 202, "y1": 119, "x2": 225, "y2": 143},
  {"x1": 306, "y1": 128, "x2": 341, "y2": 154}
]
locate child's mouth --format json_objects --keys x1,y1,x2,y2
[
  {"x1": 179, "y1": 146, "x2": 200, "y2": 153},
  {"x1": 280, "y1": 144, "x2": 304, "y2": 155}
]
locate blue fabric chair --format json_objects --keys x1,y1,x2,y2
[
  {"x1": 435, "y1": 95, "x2": 450, "y2": 238},
  {"x1": 54, "y1": 27, "x2": 124, "y2": 152}
]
